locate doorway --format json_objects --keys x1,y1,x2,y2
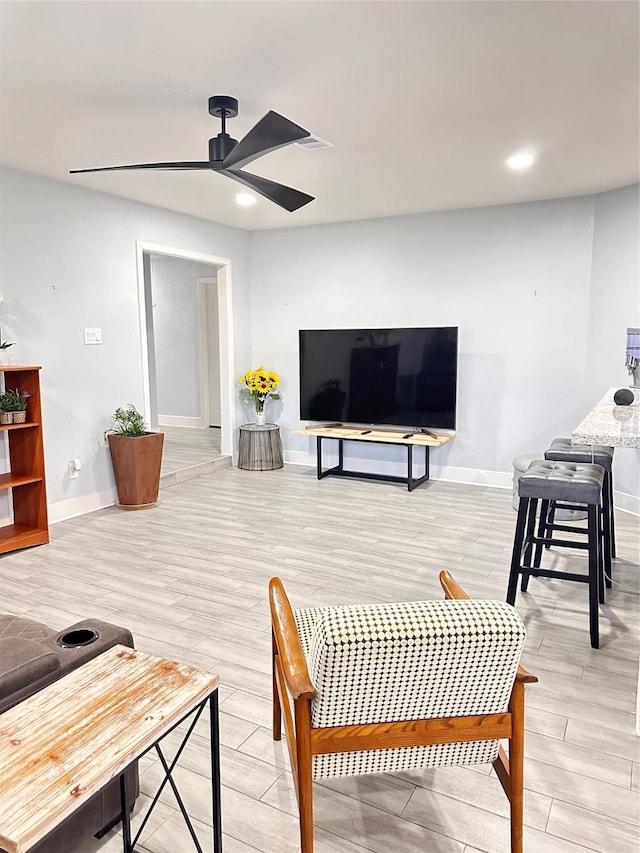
[{"x1": 136, "y1": 241, "x2": 235, "y2": 459}]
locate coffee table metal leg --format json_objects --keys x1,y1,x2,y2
[
  {"x1": 210, "y1": 690, "x2": 223, "y2": 851},
  {"x1": 120, "y1": 772, "x2": 133, "y2": 852}
]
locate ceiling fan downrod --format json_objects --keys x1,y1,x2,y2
[{"x1": 208, "y1": 95, "x2": 238, "y2": 165}]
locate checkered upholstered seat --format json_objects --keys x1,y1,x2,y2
[
  {"x1": 294, "y1": 598, "x2": 526, "y2": 779},
  {"x1": 270, "y1": 571, "x2": 537, "y2": 853}
]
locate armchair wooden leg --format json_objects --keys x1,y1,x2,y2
[
  {"x1": 295, "y1": 698, "x2": 314, "y2": 853},
  {"x1": 509, "y1": 681, "x2": 526, "y2": 853},
  {"x1": 272, "y1": 631, "x2": 282, "y2": 741}
]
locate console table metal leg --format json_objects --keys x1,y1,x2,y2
[
  {"x1": 407, "y1": 445, "x2": 430, "y2": 492},
  {"x1": 210, "y1": 690, "x2": 223, "y2": 852},
  {"x1": 407, "y1": 445, "x2": 413, "y2": 491},
  {"x1": 119, "y1": 772, "x2": 133, "y2": 852}
]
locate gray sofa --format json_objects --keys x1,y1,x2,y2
[{"x1": 0, "y1": 613, "x2": 139, "y2": 852}]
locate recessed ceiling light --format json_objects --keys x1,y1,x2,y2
[
  {"x1": 506, "y1": 152, "x2": 536, "y2": 171},
  {"x1": 235, "y1": 193, "x2": 257, "y2": 207}
]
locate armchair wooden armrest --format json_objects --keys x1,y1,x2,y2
[{"x1": 269, "y1": 577, "x2": 316, "y2": 700}]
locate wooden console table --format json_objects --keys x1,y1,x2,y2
[
  {"x1": 295, "y1": 425, "x2": 454, "y2": 492},
  {"x1": 0, "y1": 645, "x2": 222, "y2": 853}
]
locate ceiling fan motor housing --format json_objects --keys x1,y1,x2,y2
[{"x1": 209, "y1": 134, "x2": 238, "y2": 164}]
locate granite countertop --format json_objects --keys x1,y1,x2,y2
[{"x1": 572, "y1": 387, "x2": 640, "y2": 449}]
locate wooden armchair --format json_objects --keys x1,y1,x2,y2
[{"x1": 269, "y1": 570, "x2": 537, "y2": 853}]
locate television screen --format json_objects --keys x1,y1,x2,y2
[{"x1": 299, "y1": 327, "x2": 458, "y2": 429}]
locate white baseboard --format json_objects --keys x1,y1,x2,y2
[
  {"x1": 49, "y1": 487, "x2": 117, "y2": 524},
  {"x1": 46, "y1": 455, "x2": 639, "y2": 525},
  {"x1": 283, "y1": 449, "x2": 513, "y2": 490},
  {"x1": 157, "y1": 415, "x2": 203, "y2": 428},
  {"x1": 283, "y1": 449, "x2": 638, "y2": 513},
  {"x1": 615, "y1": 490, "x2": 640, "y2": 517}
]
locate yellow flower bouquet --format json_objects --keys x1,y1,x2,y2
[{"x1": 239, "y1": 366, "x2": 281, "y2": 424}]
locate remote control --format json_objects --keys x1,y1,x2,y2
[{"x1": 361, "y1": 430, "x2": 372, "y2": 435}]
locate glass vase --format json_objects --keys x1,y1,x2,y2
[{"x1": 255, "y1": 400, "x2": 266, "y2": 426}]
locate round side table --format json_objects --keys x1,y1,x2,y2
[{"x1": 238, "y1": 423, "x2": 284, "y2": 470}]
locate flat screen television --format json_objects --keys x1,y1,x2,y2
[{"x1": 299, "y1": 327, "x2": 458, "y2": 429}]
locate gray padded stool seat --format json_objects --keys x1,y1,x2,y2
[
  {"x1": 507, "y1": 460, "x2": 605, "y2": 648},
  {"x1": 512, "y1": 453, "x2": 586, "y2": 520},
  {"x1": 544, "y1": 437, "x2": 616, "y2": 560}
]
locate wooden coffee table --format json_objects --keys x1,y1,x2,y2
[{"x1": 0, "y1": 645, "x2": 222, "y2": 853}]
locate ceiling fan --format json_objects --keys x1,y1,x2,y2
[{"x1": 70, "y1": 95, "x2": 315, "y2": 212}]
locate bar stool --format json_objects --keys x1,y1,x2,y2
[
  {"x1": 544, "y1": 438, "x2": 615, "y2": 584},
  {"x1": 507, "y1": 460, "x2": 605, "y2": 648}
]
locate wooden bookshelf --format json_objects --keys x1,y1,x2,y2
[{"x1": 0, "y1": 366, "x2": 49, "y2": 554}]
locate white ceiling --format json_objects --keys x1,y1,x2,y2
[{"x1": 1, "y1": 1, "x2": 638, "y2": 230}]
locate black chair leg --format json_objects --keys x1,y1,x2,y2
[
  {"x1": 507, "y1": 498, "x2": 529, "y2": 605},
  {"x1": 587, "y1": 505, "x2": 600, "y2": 649}
]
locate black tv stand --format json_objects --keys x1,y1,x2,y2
[{"x1": 294, "y1": 425, "x2": 454, "y2": 492}]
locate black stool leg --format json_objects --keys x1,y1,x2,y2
[
  {"x1": 597, "y1": 501, "x2": 605, "y2": 606},
  {"x1": 601, "y1": 475, "x2": 613, "y2": 589},
  {"x1": 521, "y1": 498, "x2": 538, "y2": 592},
  {"x1": 507, "y1": 497, "x2": 529, "y2": 605},
  {"x1": 608, "y1": 471, "x2": 617, "y2": 559},
  {"x1": 587, "y1": 505, "x2": 600, "y2": 649},
  {"x1": 534, "y1": 499, "x2": 549, "y2": 568},
  {"x1": 544, "y1": 501, "x2": 556, "y2": 550}
]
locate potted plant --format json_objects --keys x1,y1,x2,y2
[
  {"x1": 0, "y1": 393, "x2": 13, "y2": 425},
  {"x1": 239, "y1": 366, "x2": 281, "y2": 425},
  {"x1": 105, "y1": 404, "x2": 164, "y2": 509},
  {"x1": 5, "y1": 389, "x2": 30, "y2": 423}
]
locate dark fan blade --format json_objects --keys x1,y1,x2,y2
[
  {"x1": 223, "y1": 168, "x2": 314, "y2": 212},
  {"x1": 222, "y1": 111, "x2": 310, "y2": 170},
  {"x1": 70, "y1": 162, "x2": 216, "y2": 174}
]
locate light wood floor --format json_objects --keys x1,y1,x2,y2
[{"x1": 1, "y1": 464, "x2": 639, "y2": 853}]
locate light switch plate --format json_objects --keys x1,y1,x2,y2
[{"x1": 84, "y1": 328, "x2": 102, "y2": 345}]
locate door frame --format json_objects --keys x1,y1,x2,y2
[
  {"x1": 198, "y1": 276, "x2": 219, "y2": 429},
  {"x1": 135, "y1": 241, "x2": 235, "y2": 457}
]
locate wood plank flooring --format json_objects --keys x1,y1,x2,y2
[{"x1": 0, "y1": 463, "x2": 638, "y2": 853}]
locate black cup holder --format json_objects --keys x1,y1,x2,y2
[{"x1": 57, "y1": 628, "x2": 100, "y2": 648}]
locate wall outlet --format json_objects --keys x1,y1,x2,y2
[
  {"x1": 84, "y1": 327, "x2": 102, "y2": 344},
  {"x1": 69, "y1": 459, "x2": 81, "y2": 479}
]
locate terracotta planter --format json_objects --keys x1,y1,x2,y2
[{"x1": 107, "y1": 431, "x2": 164, "y2": 509}]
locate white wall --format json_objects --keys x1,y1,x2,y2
[
  {"x1": 149, "y1": 254, "x2": 216, "y2": 421},
  {"x1": 249, "y1": 195, "x2": 598, "y2": 487},
  {"x1": 0, "y1": 166, "x2": 251, "y2": 520},
  {"x1": 1, "y1": 164, "x2": 637, "y2": 521},
  {"x1": 587, "y1": 183, "x2": 640, "y2": 511}
]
